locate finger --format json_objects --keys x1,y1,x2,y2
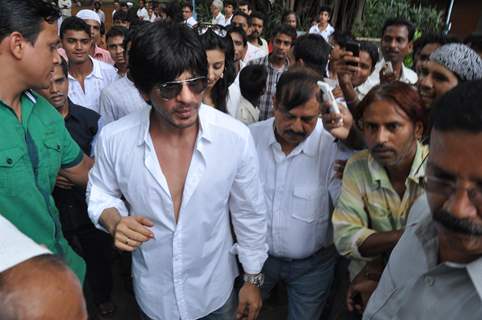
[
  {"x1": 118, "y1": 226, "x2": 151, "y2": 243},
  {"x1": 114, "y1": 240, "x2": 136, "y2": 252},
  {"x1": 236, "y1": 302, "x2": 247, "y2": 320},
  {"x1": 136, "y1": 216, "x2": 155, "y2": 228},
  {"x1": 247, "y1": 304, "x2": 257, "y2": 320},
  {"x1": 125, "y1": 218, "x2": 155, "y2": 238}
]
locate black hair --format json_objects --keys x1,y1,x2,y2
[
  {"x1": 165, "y1": 1, "x2": 183, "y2": 23},
  {"x1": 271, "y1": 24, "x2": 297, "y2": 43},
  {"x1": 58, "y1": 56, "x2": 69, "y2": 78},
  {"x1": 238, "y1": 0, "x2": 250, "y2": 9},
  {"x1": 199, "y1": 29, "x2": 236, "y2": 113},
  {"x1": 382, "y1": 17, "x2": 415, "y2": 42},
  {"x1": 240, "y1": 64, "x2": 267, "y2": 105},
  {"x1": 359, "y1": 41, "x2": 379, "y2": 71},
  {"x1": 413, "y1": 32, "x2": 457, "y2": 59},
  {"x1": 129, "y1": 22, "x2": 207, "y2": 94},
  {"x1": 281, "y1": 10, "x2": 297, "y2": 25},
  {"x1": 124, "y1": 22, "x2": 147, "y2": 51},
  {"x1": 293, "y1": 34, "x2": 331, "y2": 76},
  {"x1": 275, "y1": 66, "x2": 322, "y2": 111},
  {"x1": 224, "y1": 0, "x2": 235, "y2": 8},
  {"x1": 100, "y1": 21, "x2": 106, "y2": 36},
  {"x1": 319, "y1": 5, "x2": 332, "y2": 16},
  {"x1": 232, "y1": 11, "x2": 250, "y2": 24},
  {"x1": 430, "y1": 80, "x2": 482, "y2": 133},
  {"x1": 0, "y1": 0, "x2": 61, "y2": 44},
  {"x1": 464, "y1": 33, "x2": 482, "y2": 54},
  {"x1": 106, "y1": 26, "x2": 128, "y2": 42},
  {"x1": 227, "y1": 25, "x2": 247, "y2": 46},
  {"x1": 181, "y1": 2, "x2": 193, "y2": 11},
  {"x1": 60, "y1": 16, "x2": 91, "y2": 39},
  {"x1": 329, "y1": 31, "x2": 354, "y2": 49},
  {"x1": 250, "y1": 11, "x2": 265, "y2": 24},
  {"x1": 113, "y1": 10, "x2": 129, "y2": 22},
  {"x1": 120, "y1": 2, "x2": 128, "y2": 8}
]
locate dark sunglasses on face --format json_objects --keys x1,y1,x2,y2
[{"x1": 158, "y1": 76, "x2": 208, "y2": 100}]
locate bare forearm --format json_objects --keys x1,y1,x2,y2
[
  {"x1": 358, "y1": 229, "x2": 404, "y2": 257},
  {"x1": 99, "y1": 207, "x2": 122, "y2": 235},
  {"x1": 60, "y1": 154, "x2": 94, "y2": 187},
  {"x1": 339, "y1": 79, "x2": 360, "y2": 111}
]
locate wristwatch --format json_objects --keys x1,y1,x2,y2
[{"x1": 243, "y1": 273, "x2": 264, "y2": 288}]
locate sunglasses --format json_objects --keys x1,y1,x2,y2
[
  {"x1": 158, "y1": 76, "x2": 208, "y2": 100},
  {"x1": 194, "y1": 23, "x2": 228, "y2": 38}
]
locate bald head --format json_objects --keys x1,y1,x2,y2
[{"x1": 0, "y1": 255, "x2": 87, "y2": 320}]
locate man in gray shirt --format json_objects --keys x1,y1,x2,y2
[{"x1": 363, "y1": 80, "x2": 482, "y2": 320}]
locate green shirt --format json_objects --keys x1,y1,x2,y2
[
  {"x1": 332, "y1": 142, "x2": 429, "y2": 278},
  {"x1": 0, "y1": 90, "x2": 85, "y2": 281}
]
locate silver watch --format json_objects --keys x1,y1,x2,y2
[{"x1": 243, "y1": 273, "x2": 264, "y2": 288}]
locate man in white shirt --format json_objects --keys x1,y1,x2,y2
[
  {"x1": 357, "y1": 18, "x2": 418, "y2": 97},
  {"x1": 309, "y1": 5, "x2": 335, "y2": 42},
  {"x1": 248, "y1": 12, "x2": 269, "y2": 54},
  {"x1": 136, "y1": 0, "x2": 149, "y2": 21},
  {"x1": 181, "y1": 2, "x2": 197, "y2": 27},
  {"x1": 224, "y1": 0, "x2": 235, "y2": 26},
  {"x1": 211, "y1": 0, "x2": 225, "y2": 26},
  {"x1": 250, "y1": 66, "x2": 346, "y2": 320},
  {"x1": 60, "y1": 17, "x2": 117, "y2": 113},
  {"x1": 87, "y1": 22, "x2": 268, "y2": 320}
]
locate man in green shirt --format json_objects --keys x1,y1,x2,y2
[{"x1": 0, "y1": 0, "x2": 93, "y2": 282}]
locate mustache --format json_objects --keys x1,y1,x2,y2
[
  {"x1": 433, "y1": 208, "x2": 482, "y2": 236},
  {"x1": 284, "y1": 130, "x2": 305, "y2": 138},
  {"x1": 371, "y1": 144, "x2": 395, "y2": 153}
]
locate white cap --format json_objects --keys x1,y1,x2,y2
[
  {"x1": 76, "y1": 9, "x2": 101, "y2": 24},
  {"x1": 0, "y1": 215, "x2": 51, "y2": 273},
  {"x1": 127, "y1": 2, "x2": 133, "y2": 7}
]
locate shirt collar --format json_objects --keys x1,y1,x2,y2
[
  {"x1": 67, "y1": 56, "x2": 102, "y2": 81},
  {"x1": 368, "y1": 141, "x2": 428, "y2": 188}
]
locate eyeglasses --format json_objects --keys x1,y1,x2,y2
[
  {"x1": 158, "y1": 76, "x2": 207, "y2": 100},
  {"x1": 194, "y1": 23, "x2": 227, "y2": 38},
  {"x1": 423, "y1": 174, "x2": 482, "y2": 209}
]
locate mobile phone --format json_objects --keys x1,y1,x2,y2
[
  {"x1": 317, "y1": 81, "x2": 340, "y2": 114},
  {"x1": 345, "y1": 41, "x2": 360, "y2": 67},
  {"x1": 383, "y1": 61, "x2": 394, "y2": 75}
]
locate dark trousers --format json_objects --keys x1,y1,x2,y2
[{"x1": 65, "y1": 226, "x2": 113, "y2": 305}]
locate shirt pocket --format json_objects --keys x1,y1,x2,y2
[
  {"x1": 44, "y1": 138, "x2": 63, "y2": 169},
  {"x1": 291, "y1": 186, "x2": 327, "y2": 223},
  {"x1": 0, "y1": 147, "x2": 28, "y2": 195}
]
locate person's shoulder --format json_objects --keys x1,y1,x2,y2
[
  {"x1": 29, "y1": 91, "x2": 63, "y2": 120},
  {"x1": 308, "y1": 25, "x2": 318, "y2": 33},
  {"x1": 94, "y1": 58, "x2": 117, "y2": 74},
  {"x1": 100, "y1": 108, "x2": 148, "y2": 141},
  {"x1": 70, "y1": 102, "x2": 100, "y2": 122},
  {"x1": 248, "y1": 118, "x2": 272, "y2": 137},
  {"x1": 403, "y1": 65, "x2": 418, "y2": 83},
  {"x1": 344, "y1": 149, "x2": 370, "y2": 174},
  {"x1": 200, "y1": 105, "x2": 250, "y2": 138},
  {"x1": 101, "y1": 76, "x2": 129, "y2": 95}
]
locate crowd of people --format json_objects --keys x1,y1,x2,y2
[{"x1": 1, "y1": 0, "x2": 482, "y2": 320}]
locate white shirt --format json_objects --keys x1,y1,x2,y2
[
  {"x1": 357, "y1": 59, "x2": 418, "y2": 98},
  {"x1": 87, "y1": 105, "x2": 268, "y2": 320},
  {"x1": 211, "y1": 12, "x2": 225, "y2": 26},
  {"x1": 309, "y1": 23, "x2": 335, "y2": 41},
  {"x1": 68, "y1": 57, "x2": 118, "y2": 113},
  {"x1": 98, "y1": 76, "x2": 149, "y2": 124},
  {"x1": 250, "y1": 118, "x2": 349, "y2": 259},
  {"x1": 236, "y1": 95, "x2": 260, "y2": 125},
  {"x1": 137, "y1": 7, "x2": 149, "y2": 20},
  {"x1": 242, "y1": 42, "x2": 267, "y2": 69},
  {"x1": 251, "y1": 38, "x2": 269, "y2": 55},
  {"x1": 185, "y1": 16, "x2": 197, "y2": 28},
  {"x1": 225, "y1": 15, "x2": 233, "y2": 26},
  {"x1": 58, "y1": 0, "x2": 72, "y2": 17}
]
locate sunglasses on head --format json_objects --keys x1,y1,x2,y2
[
  {"x1": 194, "y1": 23, "x2": 228, "y2": 38},
  {"x1": 158, "y1": 76, "x2": 208, "y2": 100}
]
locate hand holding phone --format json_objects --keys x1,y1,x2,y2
[{"x1": 345, "y1": 41, "x2": 360, "y2": 67}]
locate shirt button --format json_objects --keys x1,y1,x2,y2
[
  {"x1": 6, "y1": 158, "x2": 12, "y2": 165},
  {"x1": 424, "y1": 276, "x2": 434, "y2": 286},
  {"x1": 56, "y1": 144, "x2": 61, "y2": 151}
]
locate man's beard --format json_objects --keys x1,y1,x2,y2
[{"x1": 433, "y1": 208, "x2": 482, "y2": 236}]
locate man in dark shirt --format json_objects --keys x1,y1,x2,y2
[{"x1": 38, "y1": 57, "x2": 115, "y2": 318}]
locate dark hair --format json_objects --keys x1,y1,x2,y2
[
  {"x1": 58, "y1": 56, "x2": 69, "y2": 78},
  {"x1": 430, "y1": 80, "x2": 482, "y2": 133},
  {"x1": 0, "y1": 0, "x2": 61, "y2": 44},
  {"x1": 238, "y1": 0, "x2": 250, "y2": 9},
  {"x1": 329, "y1": 31, "x2": 354, "y2": 49},
  {"x1": 240, "y1": 65, "x2": 267, "y2": 103},
  {"x1": 250, "y1": 11, "x2": 265, "y2": 24},
  {"x1": 464, "y1": 33, "x2": 482, "y2": 53},
  {"x1": 356, "y1": 81, "x2": 427, "y2": 133},
  {"x1": 181, "y1": 2, "x2": 193, "y2": 11},
  {"x1": 199, "y1": 29, "x2": 236, "y2": 113},
  {"x1": 319, "y1": 5, "x2": 331, "y2": 16},
  {"x1": 228, "y1": 26, "x2": 247, "y2": 47},
  {"x1": 60, "y1": 16, "x2": 91, "y2": 39},
  {"x1": 129, "y1": 22, "x2": 207, "y2": 94},
  {"x1": 224, "y1": 0, "x2": 235, "y2": 8},
  {"x1": 232, "y1": 11, "x2": 250, "y2": 24},
  {"x1": 271, "y1": 24, "x2": 297, "y2": 43},
  {"x1": 124, "y1": 22, "x2": 147, "y2": 51},
  {"x1": 165, "y1": 1, "x2": 183, "y2": 23},
  {"x1": 293, "y1": 34, "x2": 331, "y2": 76},
  {"x1": 413, "y1": 32, "x2": 457, "y2": 60},
  {"x1": 359, "y1": 41, "x2": 379, "y2": 71},
  {"x1": 106, "y1": 26, "x2": 128, "y2": 42},
  {"x1": 275, "y1": 66, "x2": 322, "y2": 111},
  {"x1": 113, "y1": 9, "x2": 129, "y2": 22},
  {"x1": 281, "y1": 10, "x2": 297, "y2": 25},
  {"x1": 120, "y1": 2, "x2": 128, "y2": 9},
  {"x1": 382, "y1": 17, "x2": 415, "y2": 42}
]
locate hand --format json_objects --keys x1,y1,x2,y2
[
  {"x1": 346, "y1": 259, "x2": 384, "y2": 314},
  {"x1": 379, "y1": 65, "x2": 397, "y2": 84},
  {"x1": 55, "y1": 175, "x2": 75, "y2": 190},
  {"x1": 236, "y1": 283, "x2": 262, "y2": 320},
  {"x1": 321, "y1": 101, "x2": 353, "y2": 140},
  {"x1": 335, "y1": 51, "x2": 360, "y2": 85},
  {"x1": 332, "y1": 86, "x2": 344, "y2": 99},
  {"x1": 333, "y1": 159, "x2": 348, "y2": 180},
  {"x1": 112, "y1": 216, "x2": 155, "y2": 252}
]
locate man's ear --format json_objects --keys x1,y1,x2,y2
[
  {"x1": 6, "y1": 32, "x2": 27, "y2": 60},
  {"x1": 415, "y1": 121, "x2": 424, "y2": 140},
  {"x1": 407, "y1": 41, "x2": 414, "y2": 54}
]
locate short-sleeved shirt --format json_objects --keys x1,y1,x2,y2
[
  {"x1": 332, "y1": 142, "x2": 428, "y2": 278},
  {"x1": 0, "y1": 90, "x2": 85, "y2": 281}
]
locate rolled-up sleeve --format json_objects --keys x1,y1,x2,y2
[
  {"x1": 229, "y1": 132, "x2": 268, "y2": 274},
  {"x1": 86, "y1": 129, "x2": 129, "y2": 230},
  {"x1": 332, "y1": 158, "x2": 376, "y2": 260}
]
